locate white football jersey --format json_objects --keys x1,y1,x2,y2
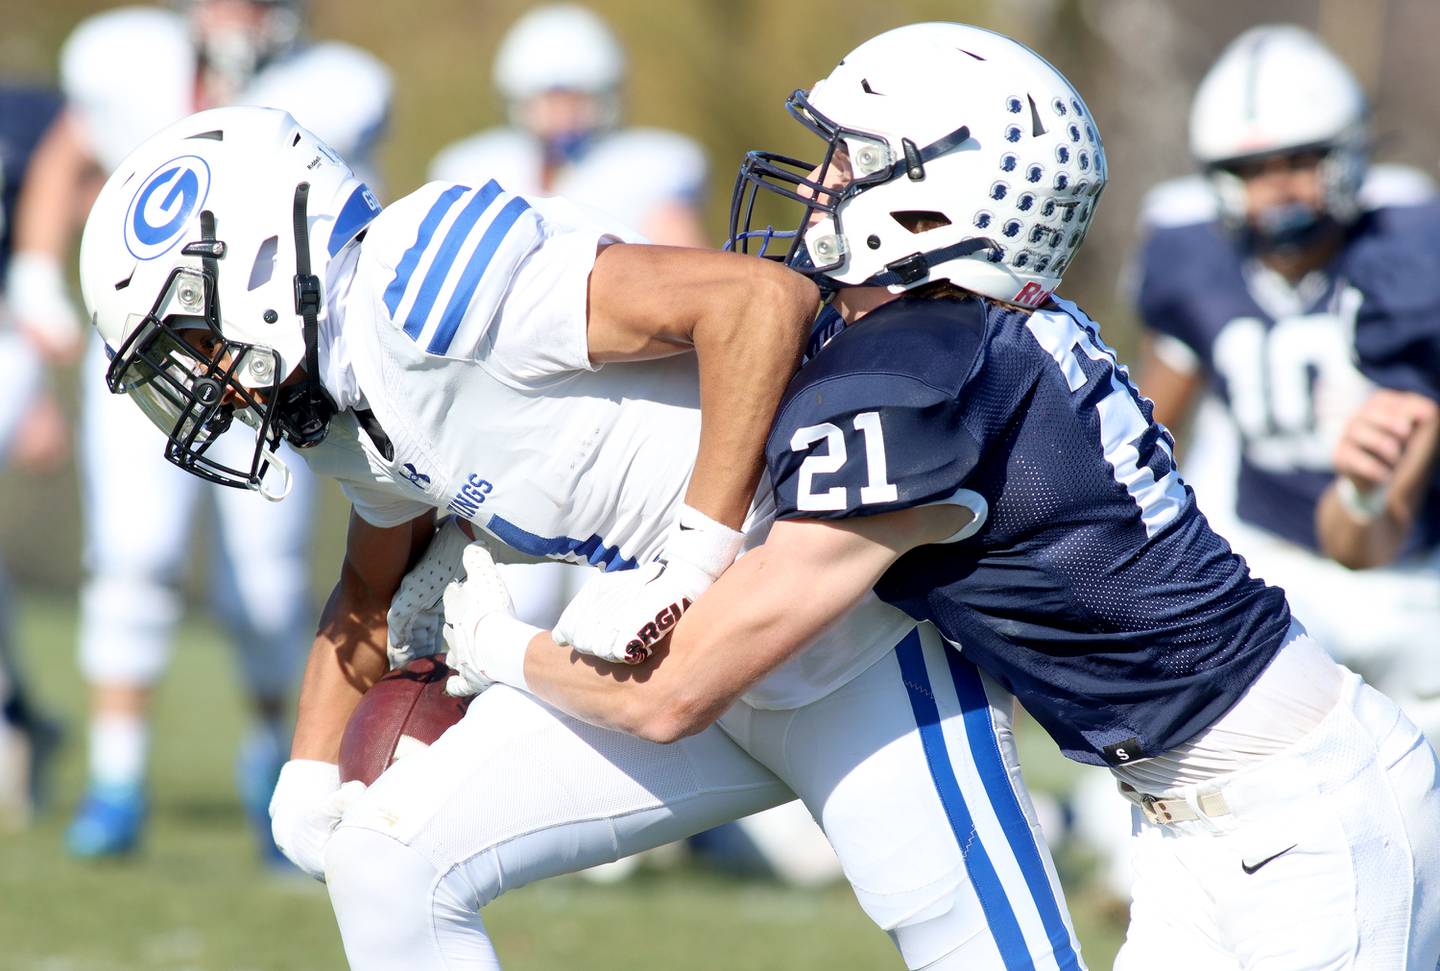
[
  {"x1": 60, "y1": 6, "x2": 391, "y2": 178},
  {"x1": 301, "y1": 180, "x2": 913, "y2": 708},
  {"x1": 429, "y1": 127, "x2": 705, "y2": 234}
]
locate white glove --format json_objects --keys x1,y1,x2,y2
[
  {"x1": 442, "y1": 544, "x2": 541, "y2": 698},
  {"x1": 269, "y1": 759, "x2": 366, "y2": 882},
  {"x1": 386, "y1": 516, "x2": 477, "y2": 670},
  {"x1": 554, "y1": 503, "x2": 744, "y2": 664},
  {"x1": 5, "y1": 253, "x2": 82, "y2": 356}
]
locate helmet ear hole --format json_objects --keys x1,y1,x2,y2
[
  {"x1": 892, "y1": 210, "x2": 952, "y2": 234},
  {"x1": 247, "y1": 236, "x2": 279, "y2": 291}
]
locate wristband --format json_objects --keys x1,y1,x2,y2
[
  {"x1": 475, "y1": 612, "x2": 542, "y2": 693},
  {"x1": 670, "y1": 502, "x2": 746, "y2": 579},
  {"x1": 1335, "y1": 477, "x2": 1387, "y2": 523},
  {"x1": 5, "y1": 253, "x2": 80, "y2": 343}
]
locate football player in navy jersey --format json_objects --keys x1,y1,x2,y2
[
  {"x1": 445, "y1": 23, "x2": 1440, "y2": 971},
  {"x1": 1130, "y1": 25, "x2": 1440, "y2": 740}
]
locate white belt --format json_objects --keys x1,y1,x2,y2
[{"x1": 1118, "y1": 781, "x2": 1231, "y2": 826}]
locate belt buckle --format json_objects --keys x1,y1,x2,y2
[{"x1": 1140, "y1": 793, "x2": 1174, "y2": 824}]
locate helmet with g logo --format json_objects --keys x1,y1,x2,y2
[{"x1": 80, "y1": 106, "x2": 379, "y2": 495}]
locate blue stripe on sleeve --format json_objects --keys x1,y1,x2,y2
[
  {"x1": 944, "y1": 649, "x2": 1083, "y2": 970},
  {"x1": 402, "y1": 180, "x2": 503, "y2": 340},
  {"x1": 384, "y1": 184, "x2": 468, "y2": 316},
  {"x1": 484, "y1": 514, "x2": 639, "y2": 573},
  {"x1": 427, "y1": 196, "x2": 534, "y2": 355},
  {"x1": 895, "y1": 630, "x2": 1035, "y2": 971}
]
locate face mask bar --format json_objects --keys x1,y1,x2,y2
[
  {"x1": 104, "y1": 261, "x2": 284, "y2": 493},
  {"x1": 727, "y1": 90, "x2": 871, "y2": 276},
  {"x1": 729, "y1": 89, "x2": 984, "y2": 288}
]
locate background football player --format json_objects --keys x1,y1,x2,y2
[
  {"x1": 1131, "y1": 24, "x2": 1440, "y2": 736},
  {"x1": 442, "y1": 22, "x2": 1440, "y2": 970},
  {"x1": 80, "y1": 80, "x2": 1086, "y2": 968},
  {"x1": 7, "y1": 0, "x2": 391, "y2": 860},
  {"x1": 0, "y1": 82, "x2": 70, "y2": 830}
]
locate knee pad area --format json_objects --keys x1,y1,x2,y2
[{"x1": 78, "y1": 575, "x2": 182, "y2": 685}]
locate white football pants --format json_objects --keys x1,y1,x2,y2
[
  {"x1": 78, "y1": 340, "x2": 315, "y2": 697},
  {"x1": 326, "y1": 625, "x2": 1085, "y2": 970},
  {"x1": 1115, "y1": 670, "x2": 1440, "y2": 970}
]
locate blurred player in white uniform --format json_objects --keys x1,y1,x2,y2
[
  {"x1": 433, "y1": 5, "x2": 837, "y2": 884},
  {"x1": 8, "y1": 0, "x2": 391, "y2": 859},
  {"x1": 81, "y1": 99, "x2": 1086, "y2": 970}
]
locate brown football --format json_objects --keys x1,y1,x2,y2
[{"x1": 338, "y1": 657, "x2": 473, "y2": 785}]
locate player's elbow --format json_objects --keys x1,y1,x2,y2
[{"x1": 631, "y1": 690, "x2": 720, "y2": 745}]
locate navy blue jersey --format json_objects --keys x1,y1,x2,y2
[
  {"x1": 0, "y1": 86, "x2": 63, "y2": 276},
  {"x1": 1137, "y1": 203, "x2": 1440, "y2": 551},
  {"x1": 766, "y1": 294, "x2": 1292, "y2": 766}
]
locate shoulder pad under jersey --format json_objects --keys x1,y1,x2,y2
[{"x1": 767, "y1": 296, "x2": 986, "y2": 521}]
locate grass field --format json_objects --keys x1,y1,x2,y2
[{"x1": 0, "y1": 591, "x2": 1126, "y2": 970}]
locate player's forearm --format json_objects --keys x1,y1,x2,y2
[
  {"x1": 684, "y1": 268, "x2": 816, "y2": 527},
  {"x1": 12, "y1": 110, "x2": 95, "y2": 261},
  {"x1": 1316, "y1": 484, "x2": 1406, "y2": 569},
  {"x1": 291, "y1": 588, "x2": 390, "y2": 762},
  {"x1": 528, "y1": 518, "x2": 912, "y2": 742}
]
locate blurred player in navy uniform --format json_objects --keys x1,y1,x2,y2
[
  {"x1": 482, "y1": 23, "x2": 1440, "y2": 971},
  {"x1": 9, "y1": 0, "x2": 391, "y2": 859},
  {"x1": 1132, "y1": 25, "x2": 1440, "y2": 736},
  {"x1": 0, "y1": 83, "x2": 69, "y2": 829}
]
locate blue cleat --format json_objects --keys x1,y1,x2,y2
[
  {"x1": 235, "y1": 729, "x2": 287, "y2": 867},
  {"x1": 66, "y1": 783, "x2": 146, "y2": 858}
]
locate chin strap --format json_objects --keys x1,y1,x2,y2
[{"x1": 275, "y1": 181, "x2": 336, "y2": 448}]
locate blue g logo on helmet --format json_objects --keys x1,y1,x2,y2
[{"x1": 124, "y1": 155, "x2": 212, "y2": 261}]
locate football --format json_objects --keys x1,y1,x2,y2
[{"x1": 338, "y1": 657, "x2": 473, "y2": 785}]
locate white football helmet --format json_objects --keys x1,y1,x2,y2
[
  {"x1": 493, "y1": 4, "x2": 624, "y2": 129},
  {"x1": 1189, "y1": 25, "x2": 1369, "y2": 234},
  {"x1": 79, "y1": 106, "x2": 380, "y2": 495},
  {"x1": 730, "y1": 22, "x2": 1105, "y2": 306}
]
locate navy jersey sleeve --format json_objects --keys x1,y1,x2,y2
[
  {"x1": 765, "y1": 298, "x2": 985, "y2": 522},
  {"x1": 1347, "y1": 205, "x2": 1440, "y2": 401},
  {"x1": 1134, "y1": 222, "x2": 1233, "y2": 362}
]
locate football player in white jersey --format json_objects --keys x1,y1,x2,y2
[
  {"x1": 1131, "y1": 25, "x2": 1440, "y2": 737},
  {"x1": 432, "y1": 4, "x2": 837, "y2": 884},
  {"x1": 8, "y1": 0, "x2": 391, "y2": 859},
  {"x1": 81, "y1": 96, "x2": 1085, "y2": 969}
]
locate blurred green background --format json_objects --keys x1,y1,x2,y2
[{"x1": 2, "y1": 0, "x2": 1439, "y2": 968}]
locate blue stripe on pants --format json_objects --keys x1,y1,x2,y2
[
  {"x1": 944, "y1": 648, "x2": 1084, "y2": 970},
  {"x1": 895, "y1": 629, "x2": 1036, "y2": 971}
]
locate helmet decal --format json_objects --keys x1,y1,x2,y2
[{"x1": 124, "y1": 156, "x2": 211, "y2": 261}]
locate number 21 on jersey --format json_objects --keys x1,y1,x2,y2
[{"x1": 790, "y1": 412, "x2": 899, "y2": 512}]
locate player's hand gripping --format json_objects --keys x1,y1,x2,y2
[
  {"x1": 386, "y1": 516, "x2": 478, "y2": 670},
  {"x1": 442, "y1": 544, "x2": 537, "y2": 697},
  {"x1": 554, "y1": 504, "x2": 745, "y2": 664},
  {"x1": 1332, "y1": 389, "x2": 1440, "y2": 517},
  {"x1": 269, "y1": 760, "x2": 367, "y2": 882}
]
